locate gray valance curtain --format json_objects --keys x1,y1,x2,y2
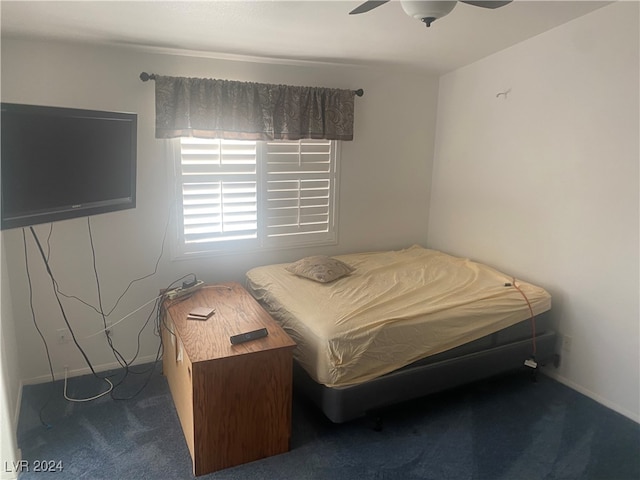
[{"x1": 154, "y1": 75, "x2": 356, "y2": 141}]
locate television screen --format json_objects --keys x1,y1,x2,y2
[{"x1": 1, "y1": 103, "x2": 137, "y2": 230}]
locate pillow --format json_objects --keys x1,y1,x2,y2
[{"x1": 285, "y1": 255, "x2": 354, "y2": 283}]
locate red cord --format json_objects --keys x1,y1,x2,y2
[{"x1": 510, "y1": 277, "x2": 536, "y2": 357}]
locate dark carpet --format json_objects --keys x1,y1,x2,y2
[{"x1": 16, "y1": 363, "x2": 640, "y2": 480}]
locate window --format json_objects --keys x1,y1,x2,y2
[{"x1": 173, "y1": 138, "x2": 339, "y2": 256}]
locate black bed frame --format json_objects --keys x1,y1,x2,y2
[{"x1": 292, "y1": 311, "x2": 558, "y2": 423}]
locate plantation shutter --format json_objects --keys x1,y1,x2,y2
[
  {"x1": 179, "y1": 138, "x2": 258, "y2": 245},
  {"x1": 175, "y1": 138, "x2": 338, "y2": 255},
  {"x1": 263, "y1": 140, "x2": 336, "y2": 246}
]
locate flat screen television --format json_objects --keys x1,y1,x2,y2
[{"x1": 1, "y1": 103, "x2": 137, "y2": 230}]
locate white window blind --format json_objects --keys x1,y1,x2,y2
[
  {"x1": 264, "y1": 140, "x2": 336, "y2": 244},
  {"x1": 179, "y1": 138, "x2": 258, "y2": 245},
  {"x1": 175, "y1": 138, "x2": 338, "y2": 255}
]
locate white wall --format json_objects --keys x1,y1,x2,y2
[
  {"x1": 1, "y1": 234, "x2": 20, "y2": 480},
  {"x1": 0, "y1": 38, "x2": 439, "y2": 385},
  {"x1": 428, "y1": 2, "x2": 639, "y2": 421}
]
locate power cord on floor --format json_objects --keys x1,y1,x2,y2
[{"x1": 63, "y1": 366, "x2": 113, "y2": 402}]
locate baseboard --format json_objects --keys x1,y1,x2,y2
[
  {"x1": 1, "y1": 467, "x2": 18, "y2": 480},
  {"x1": 10, "y1": 356, "x2": 160, "y2": 477},
  {"x1": 13, "y1": 382, "x2": 22, "y2": 436},
  {"x1": 0, "y1": 441, "x2": 21, "y2": 480},
  {"x1": 2, "y1": 381, "x2": 22, "y2": 480},
  {"x1": 20, "y1": 354, "x2": 161, "y2": 386},
  {"x1": 544, "y1": 369, "x2": 639, "y2": 424}
]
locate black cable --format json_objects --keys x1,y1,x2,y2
[
  {"x1": 39, "y1": 214, "x2": 170, "y2": 390},
  {"x1": 87, "y1": 218, "x2": 129, "y2": 371},
  {"x1": 109, "y1": 274, "x2": 193, "y2": 400},
  {"x1": 111, "y1": 345, "x2": 164, "y2": 401},
  {"x1": 90, "y1": 213, "x2": 170, "y2": 318},
  {"x1": 28, "y1": 215, "x2": 190, "y2": 402},
  {"x1": 22, "y1": 228, "x2": 55, "y2": 428},
  {"x1": 45, "y1": 223, "x2": 53, "y2": 262},
  {"x1": 106, "y1": 296, "x2": 158, "y2": 396},
  {"x1": 108, "y1": 271, "x2": 198, "y2": 401},
  {"x1": 125, "y1": 297, "x2": 159, "y2": 365},
  {"x1": 111, "y1": 300, "x2": 164, "y2": 401},
  {"x1": 84, "y1": 216, "x2": 192, "y2": 399},
  {"x1": 83, "y1": 215, "x2": 182, "y2": 398},
  {"x1": 29, "y1": 226, "x2": 100, "y2": 377},
  {"x1": 155, "y1": 273, "x2": 198, "y2": 340},
  {"x1": 53, "y1": 213, "x2": 170, "y2": 318}
]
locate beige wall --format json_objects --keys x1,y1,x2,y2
[
  {"x1": 1, "y1": 233, "x2": 20, "y2": 480},
  {"x1": 0, "y1": 38, "x2": 438, "y2": 385},
  {"x1": 428, "y1": 2, "x2": 639, "y2": 421}
]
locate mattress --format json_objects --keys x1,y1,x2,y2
[{"x1": 246, "y1": 245, "x2": 551, "y2": 388}]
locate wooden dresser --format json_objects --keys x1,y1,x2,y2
[{"x1": 161, "y1": 282, "x2": 296, "y2": 476}]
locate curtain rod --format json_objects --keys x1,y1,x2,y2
[{"x1": 139, "y1": 72, "x2": 364, "y2": 97}]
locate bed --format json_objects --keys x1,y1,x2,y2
[{"x1": 245, "y1": 245, "x2": 557, "y2": 423}]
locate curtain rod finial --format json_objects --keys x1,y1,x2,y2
[
  {"x1": 354, "y1": 89, "x2": 364, "y2": 97},
  {"x1": 140, "y1": 72, "x2": 156, "y2": 82}
]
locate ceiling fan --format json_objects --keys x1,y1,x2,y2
[{"x1": 349, "y1": 1, "x2": 513, "y2": 27}]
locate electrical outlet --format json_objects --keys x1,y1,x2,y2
[
  {"x1": 562, "y1": 335, "x2": 573, "y2": 353},
  {"x1": 57, "y1": 328, "x2": 70, "y2": 344}
]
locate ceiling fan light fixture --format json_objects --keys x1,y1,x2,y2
[{"x1": 400, "y1": 0, "x2": 457, "y2": 27}]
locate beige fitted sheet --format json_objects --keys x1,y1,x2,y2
[{"x1": 246, "y1": 245, "x2": 551, "y2": 388}]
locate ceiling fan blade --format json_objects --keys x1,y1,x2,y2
[
  {"x1": 349, "y1": 0, "x2": 391, "y2": 15},
  {"x1": 460, "y1": 0, "x2": 512, "y2": 9}
]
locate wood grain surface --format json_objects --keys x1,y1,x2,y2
[
  {"x1": 165, "y1": 282, "x2": 295, "y2": 362},
  {"x1": 161, "y1": 317, "x2": 195, "y2": 460},
  {"x1": 162, "y1": 282, "x2": 296, "y2": 475}
]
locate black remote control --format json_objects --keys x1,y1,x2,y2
[{"x1": 230, "y1": 327, "x2": 268, "y2": 345}]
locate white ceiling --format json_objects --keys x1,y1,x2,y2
[{"x1": 1, "y1": 0, "x2": 612, "y2": 74}]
